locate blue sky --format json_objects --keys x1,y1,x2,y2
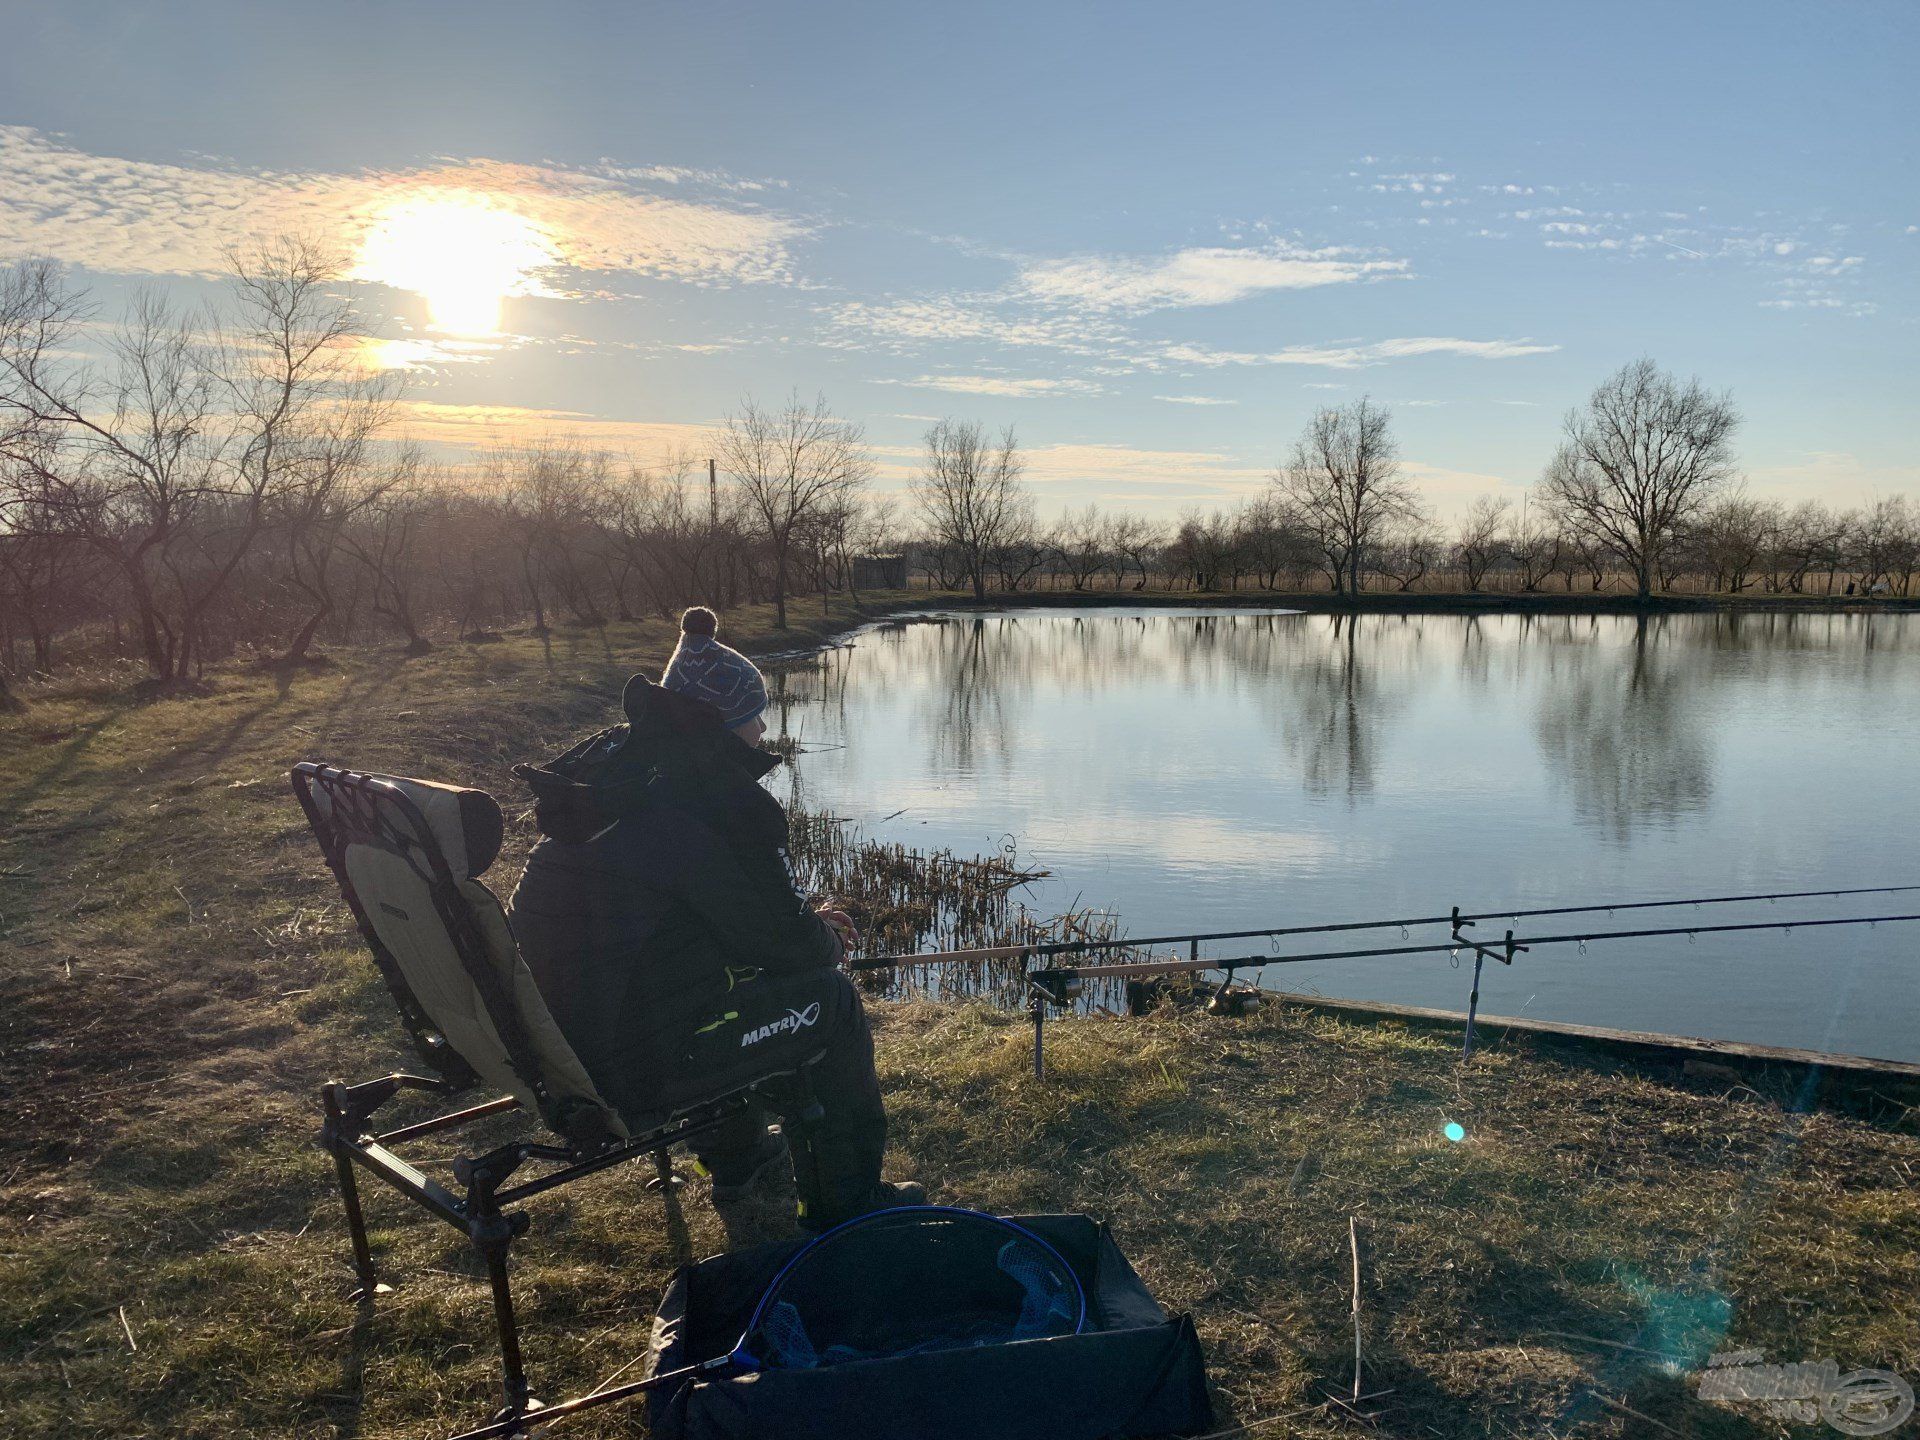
[{"x1": 2, "y1": 1, "x2": 1913, "y2": 517}]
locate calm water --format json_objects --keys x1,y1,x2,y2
[{"x1": 770, "y1": 608, "x2": 1919, "y2": 1062}]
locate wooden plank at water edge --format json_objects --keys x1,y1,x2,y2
[{"x1": 1263, "y1": 991, "x2": 1920, "y2": 1101}]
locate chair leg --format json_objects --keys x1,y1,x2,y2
[
  {"x1": 783, "y1": 1063, "x2": 828, "y2": 1229},
  {"x1": 643, "y1": 1147, "x2": 683, "y2": 1192},
  {"x1": 480, "y1": 1236, "x2": 536, "y2": 1417},
  {"x1": 332, "y1": 1148, "x2": 390, "y2": 1302}
]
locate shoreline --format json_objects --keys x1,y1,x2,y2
[{"x1": 900, "y1": 587, "x2": 1920, "y2": 616}]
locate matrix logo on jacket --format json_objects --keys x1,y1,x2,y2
[{"x1": 740, "y1": 1002, "x2": 821, "y2": 1048}]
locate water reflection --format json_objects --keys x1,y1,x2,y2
[
  {"x1": 1533, "y1": 618, "x2": 1713, "y2": 841},
  {"x1": 779, "y1": 608, "x2": 1919, "y2": 1057}
]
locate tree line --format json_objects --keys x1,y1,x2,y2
[{"x1": 3, "y1": 250, "x2": 1916, "y2": 701}]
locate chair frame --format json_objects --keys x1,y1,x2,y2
[{"x1": 292, "y1": 761, "x2": 814, "y2": 1430}]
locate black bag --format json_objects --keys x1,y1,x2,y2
[{"x1": 646, "y1": 1212, "x2": 1213, "y2": 1440}]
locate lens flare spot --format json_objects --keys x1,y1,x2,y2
[{"x1": 1443, "y1": 1121, "x2": 1467, "y2": 1143}]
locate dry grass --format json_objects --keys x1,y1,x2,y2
[{"x1": 2, "y1": 596, "x2": 1916, "y2": 1439}]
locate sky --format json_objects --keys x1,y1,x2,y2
[{"x1": 1, "y1": 0, "x2": 1914, "y2": 519}]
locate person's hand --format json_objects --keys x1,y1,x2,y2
[{"x1": 816, "y1": 903, "x2": 860, "y2": 954}]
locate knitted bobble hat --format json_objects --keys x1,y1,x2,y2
[{"x1": 661, "y1": 608, "x2": 768, "y2": 729}]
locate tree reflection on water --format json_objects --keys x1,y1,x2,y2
[{"x1": 1532, "y1": 616, "x2": 1714, "y2": 842}]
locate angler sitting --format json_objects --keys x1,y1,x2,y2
[{"x1": 508, "y1": 606, "x2": 921, "y2": 1231}]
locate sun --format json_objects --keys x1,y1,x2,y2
[{"x1": 355, "y1": 192, "x2": 556, "y2": 335}]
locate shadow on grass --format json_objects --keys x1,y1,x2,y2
[{"x1": 317, "y1": 1302, "x2": 377, "y2": 1439}]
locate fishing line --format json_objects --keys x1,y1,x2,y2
[{"x1": 855, "y1": 883, "x2": 1920, "y2": 972}]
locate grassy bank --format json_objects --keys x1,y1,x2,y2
[{"x1": 3, "y1": 597, "x2": 1916, "y2": 1439}]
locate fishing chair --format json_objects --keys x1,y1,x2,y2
[{"x1": 291, "y1": 761, "x2": 826, "y2": 1423}]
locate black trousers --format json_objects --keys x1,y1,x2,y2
[{"x1": 644, "y1": 967, "x2": 886, "y2": 1226}]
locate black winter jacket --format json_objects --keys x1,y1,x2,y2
[{"x1": 507, "y1": 679, "x2": 841, "y2": 1106}]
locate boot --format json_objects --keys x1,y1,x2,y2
[
  {"x1": 706, "y1": 1128, "x2": 790, "y2": 1203},
  {"x1": 799, "y1": 1179, "x2": 927, "y2": 1233}
]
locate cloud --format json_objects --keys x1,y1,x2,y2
[
  {"x1": 877, "y1": 374, "x2": 1107, "y2": 398},
  {"x1": 1743, "y1": 450, "x2": 1920, "y2": 504},
  {"x1": 349, "y1": 335, "x2": 506, "y2": 372},
  {"x1": 1161, "y1": 336, "x2": 1558, "y2": 370},
  {"x1": 1019, "y1": 240, "x2": 1407, "y2": 312},
  {"x1": 1020, "y1": 442, "x2": 1269, "y2": 502},
  {"x1": 828, "y1": 297, "x2": 1125, "y2": 355},
  {"x1": 0, "y1": 125, "x2": 805, "y2": 291},
  {"x1": 386, "y1": 401, "x2": 720, "y2": 453},
  {"x1": 1154, "y1": 394, "x2": 1238, "y2": 406},
  {"x1": 1399, "y1": 460, "x2": 1530, "y2": 517}
]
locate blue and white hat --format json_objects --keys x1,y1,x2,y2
[{"x1": 661, "y1": 607, "x2": 768, "y2": 730}]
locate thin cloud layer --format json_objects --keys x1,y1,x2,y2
[
  {"x1": 835, "y1": 293, "x2": 1556, "y2": 381},
  {"x1": 1161, "y1": 336, "x2": 1559, "y2": 370},
  {"x1": 879, "y1": 374, "x2": 1108, "y2": 398},
  {"x1": 1021, "y1": 443, "x2": 1269, "y2": 502},
  {"x1": 386, "y1": 401, "x2": 721, "y2": 453},
  {"x1": 828, "y1": 298, "x2": 1132, "y2": 356},
  {"x1": 1022, "y1": 240, "x2": 1407, "y2": 311},
  {"x1": 0, "y1": 126, "x2": 805, "y2": 290}
]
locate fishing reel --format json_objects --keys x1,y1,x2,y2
[
  {"x1": 1028, "y1": 968, "x2": 1083, "y2": 1008},
  {"x1": 1205, "y1": 982, "x2": 1264, "y2": 1018},
  {"x1": 1198, "y1": 958, "x2": 1263, "y2": 1016}
]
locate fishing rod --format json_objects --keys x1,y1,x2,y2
[
  {"x1": 1034, "y1": 912, "x2": 1920, "y2": 982},
  {"x1": 1013, "y1": 909, "x2": 1920, "y2": 1076},
  {"x1": 849, "y1": 882, "x2": 1920, "y2": 973}
]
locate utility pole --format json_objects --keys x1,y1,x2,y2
[{"x1": 704, "y1": 457, "x2": 720, "y2": 603}]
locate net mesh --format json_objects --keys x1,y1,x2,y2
[{"x1": 745, "y1": 1209, "x2": 1084, "y2": 1369}]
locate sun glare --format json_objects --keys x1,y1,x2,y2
[{"x1": 355, "y1": 192, "x2": 556, "y2": 335}]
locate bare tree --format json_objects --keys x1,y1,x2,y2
[
  {"x1": 1690, "y1": 492, "x2": 1775, "y2": 594},
  {"x1": 987, "y1": 492, "x2": 1049, "y2": 592},
  {"x1": 1275, "y1": 397, "x2": 1419, "y2": 598},
  {"x1": 491, "y1": 439, "x2": 615, "y2": 632},
  {"x1": 1, "y1": 262, "x2": 224, "y2": 681},
  {"x1": 911, "y1": 419, "x2": 1025, "y2": 603},
  {"x1": 1236, "y1": 494, "x2": 1316, "y2": 590},
  {"x1": 1541, "y1": 358, "x2": 1740, "y2": 601},
  {"x1": 1853, "y1": 496, "x2": 1919, "y2": 596},
  {"x1": 0, "y1": 495, "x2": 96, "y2": 674},
  {"x1": 1453, "y1": 496, "x2": 1510, "y2": 591},
  {"x1": 1107, "y1": 512, "x2": 1164, "y2": 591},
  {"x1": 1771, "y1": 500, "x2": 1845, "y2": 594},
  {"x1": 1506, "y1": 503, "x2": 1565, "y2": 593},
  {"x1": 1050, "y1": 504, "x2": 1119, "y2": 590},
  {"x1": 1372, "y1": 519, "x2": 1442, "y2": 592},
  {"x1": 0, "y1": 243, "x2": 394, "y2": 681},
  {"x1": 338, "y1": 455, "x2": 439, "y2": 653},
  {"x1": 837, "y1": 495, "x2": 898, "y2": 602},
  {"x1": 719, "y1": 391, "x2": 870, "y2": 628},
  {"x1": 1165, "y1": 508, "x2": 1243, "y2": 591}
]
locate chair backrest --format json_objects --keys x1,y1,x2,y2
[{"x1": 291, "y1": 762, "x2": 629, "y2": 1144}]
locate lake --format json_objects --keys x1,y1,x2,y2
[{"x1": 770, "y1": 607, "x2": 1919, "y2": 1062}]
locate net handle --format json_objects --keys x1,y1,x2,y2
[{"x1": 734, "y1": 1205, "x2": 1090, "y2": 1368}]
